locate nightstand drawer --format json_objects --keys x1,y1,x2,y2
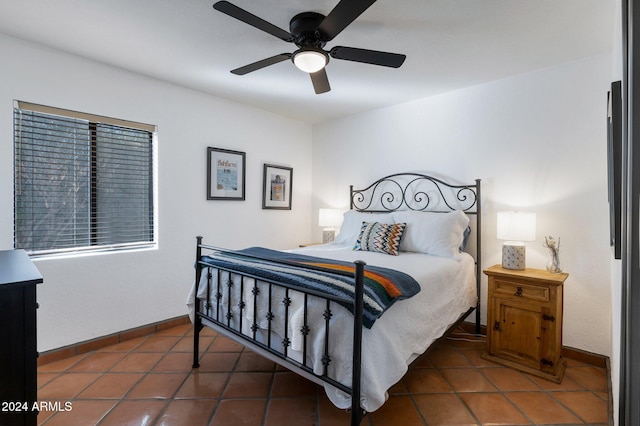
[{"x1": 493, "y1": 279, "x2": 549, "y2": 302}]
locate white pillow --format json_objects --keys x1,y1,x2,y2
[
  {"x1": 391, "y1": 210, "x2": 470, "y2": 259},
  {"x1": 333, "y1": 210, "x2": 394, "y2": 245}
]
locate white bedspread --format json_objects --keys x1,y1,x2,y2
[{"x1": 187, "y1": 243, "x2": 476, "y2": 412}]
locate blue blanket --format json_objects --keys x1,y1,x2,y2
[{"x1": 201, "y1": 247, "x2": 421, "y2": 328}]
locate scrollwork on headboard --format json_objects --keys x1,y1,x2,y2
[{"x1": 350, "y1": 173, "x2": 480, "y2": 214}]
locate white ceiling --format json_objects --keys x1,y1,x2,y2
[{"x1": 0, "y1": 0, "x2": 615, "y2": 124}]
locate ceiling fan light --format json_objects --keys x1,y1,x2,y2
[{"x1": 293, "y1": 50, "x2": 327, "y2": 73}]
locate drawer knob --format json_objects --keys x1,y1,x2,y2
[{"x1": 514, "y1": 286, "x2": 523, "y2": 297}]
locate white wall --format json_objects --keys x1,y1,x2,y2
[
  {"x1": 0, "y1": 34, "x2": 313, "y2": 351},
  {"x1": 312, "y1": 54, "x2": 613, "y2": 356}
]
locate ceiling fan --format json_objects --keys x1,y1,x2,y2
[{"x1": 213, "y1": 0, "x2": 406, "y2": 94}]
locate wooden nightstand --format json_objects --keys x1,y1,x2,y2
[
  {"x1": 298, "y1": 242, "x2": 323, "y2": 248},
  {"x1": 482, "y1": 264, "x2": 569, "y2": 383}
]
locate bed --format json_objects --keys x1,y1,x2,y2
[{"x1": 187, "y1": 172, "x2": 481, "y2": 425}]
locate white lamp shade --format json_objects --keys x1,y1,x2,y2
[
  {"x1": 319, "y1": 208, "x2": 342, "y2": 228},
  {"x1": 497, "y1": 211, "x2": 536, "y2": 242},
  {"x1": 293, "y1": 50, "x2": 327, "y2": 73}
]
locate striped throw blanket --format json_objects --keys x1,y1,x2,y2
[{"x1": 201, "y1": 247, "x2": 421, "y2": 328}]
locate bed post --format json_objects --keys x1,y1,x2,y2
[
  {"x1": 475, "y1": 179, "x2": 482, "y2": 335},
  {"x1": 192, "y1": 236, "x2": 203, "y2": 369},
  {"x1": 349, "y1": 185, "x2": 354, "y2": 210},
  {"x1": 351, "y1": 260, "x2": 365, "y2": 426}
]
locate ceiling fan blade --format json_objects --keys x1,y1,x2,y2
[
  {"x1": 330, "y1": 46, "x2": 406, "y2": 68},
  {"x1": 213, "y1": 1, "x2": 293, "y2": 42},
  {"x1": 310, "y1": 68, "x2": 331, "y2": 94},
  {"x1": 230, "y1": 53, "x2": 292, "y2": 75},
  {"x1": 317, "y1": 0, "x2": 377, "y2": 41}
]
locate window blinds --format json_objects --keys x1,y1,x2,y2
[{"x1": 14, "y1": 102, "x2": 156, "y2": 255}]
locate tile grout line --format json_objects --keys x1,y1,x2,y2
[
  {"x1": 200, "y1": 333, "x2": 226, "y2": 426},
  {"x1": 539, "y1": 364, "x2": 609, "y2": 424},
  {"x1": 94, "y1": 332, "x2": 168, "y2": 426},
  {"x1": 453, "y1": 340, "x2": 504, "y2": 426},
  {"x1": 449, "y1": 344, "x2": 534, "y2": 425},
  {"x1": 85, "y1": 328, "x2": 189, "y2": 425},
  {"x1": 470, "y1": 355, "x2": 537, "y2": 425},
  {"x1": 121, "y1": 327, "x2": 196, "y2": 425},
  {"x1": 39, "y1": 339, "x2": 150, "y2": 426},
  {"x1": 259, "y1": 355, "x2": 278, "y2": 426},
  {"x1": 205, "y1": 334, "x2": 243, "y2": 426}
]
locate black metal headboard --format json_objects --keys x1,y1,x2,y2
[
  {"x1": 349, "y1": 173, "x2": 482, "y2": 332},
  {"x1": 350, "y1": 173, "x2": 480, "y2": 214}
]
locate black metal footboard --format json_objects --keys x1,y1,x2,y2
[{"x1": 191, "y1": 236, "x2": 366, "y2": 425}]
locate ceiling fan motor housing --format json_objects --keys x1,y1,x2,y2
[{"x1": 289, "y1": 12, "x2": 327, "y2": 48}]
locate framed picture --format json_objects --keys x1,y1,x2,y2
[
  {"x1": 207, "y1": 147, "x2": 246, "y2": 200},
  {"x1": 262, "y1": 164, "x2": 293, "y2": 210},
  {"x1": 607, "y1": 80, "x2": 622, "y2": 259}
]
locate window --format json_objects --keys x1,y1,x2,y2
[{"x1": 14, "y1": 102, "x2": 156, "y2": 256}]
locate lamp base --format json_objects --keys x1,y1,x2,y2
[
  {"x1": 502, "y1": 242, "x2": 526, "y2": 270},
  {"x1": 322, "y1": 229, "x2": 335, "y2": 244}
]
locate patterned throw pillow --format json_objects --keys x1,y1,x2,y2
[{"x1": 353, "y1": 221, "x2": 407, "y2": 256}]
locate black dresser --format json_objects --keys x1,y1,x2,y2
[{"x1": 0, "y1": 250, "x2": 42, "y2": 426}]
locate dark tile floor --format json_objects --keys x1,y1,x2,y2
[{"x1": 36, "y1": 324, "x2": 610, "y2": 425}]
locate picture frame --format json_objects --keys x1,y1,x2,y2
[
  {"x1": 607, "y1": 80, "x2": 622, "y2": 259},
  {"x1": 262, "y1": 164, "x2": 293, "y2": 210},
  {"x1": 207, "y1": 147, "x2": 246, "y2": 201}
]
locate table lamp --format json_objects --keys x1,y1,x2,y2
[
  {"x1": 319, "y1": 208, "x2": 342, "y2": 243},
  {"x1": 497, "y1": 211, "x2": 536, "y2": 270}
]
